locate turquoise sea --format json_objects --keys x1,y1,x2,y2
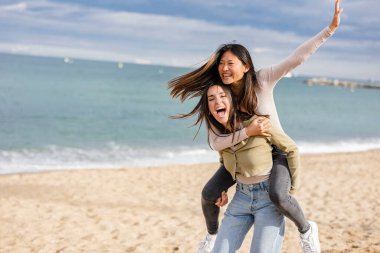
[{"x1": 1, "y1": 53, "x2": 379, "y2": 174}]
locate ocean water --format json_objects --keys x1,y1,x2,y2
[{"x1": 1, "y1": 53, "x2": 379, "y2": 174}]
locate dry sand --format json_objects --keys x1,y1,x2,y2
[{"x1": 1, "y1": 150, "x2": 380, "y2": 253}]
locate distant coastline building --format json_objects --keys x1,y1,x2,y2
[{"x1": 304, "y1": 77, "x2": 380, "y2": 90}]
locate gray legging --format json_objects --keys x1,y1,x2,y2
[{"x1": 201, "y1": 146, "x2": 309, "y2": 235}]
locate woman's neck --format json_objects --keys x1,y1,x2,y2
[
  {"x1": 231, "y1": 79, "x2": 244, "y2": 97},
  {"x1": 231, "y1": 80, "x2": 249, "y2": 113},
  {"x1": 222, "y1": 118, "x2": 242, "y2": 133},
  {"x1": 223, "y1": 124, "x2": 232, "y2": 132}
]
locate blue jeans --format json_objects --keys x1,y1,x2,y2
[
  {"x1": 202, "y1": 146, "x2": 308, "y2": 235},
  {"x1": 213, "y1": 181, "x2": 285, "y2": 253}
]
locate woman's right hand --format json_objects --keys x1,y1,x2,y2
[{"x1": 245, "y1": 116, "x2": 271, "y2": 137}]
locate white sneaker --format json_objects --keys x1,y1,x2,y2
[
  {"x1": 300, "y1": 221, "x2": 321, "y2": 253},
  {"x1": 197, "y1": 233, "x2": 217, "y2": 253}
]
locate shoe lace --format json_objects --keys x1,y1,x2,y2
[
  {"x1": 198, "y1": 235, "x2": 211, "y2": 251},
  {"x1": 198, "y1": 239, "x2": 207, "y2": 249},
  {"x1": 300, "y1": 236, "x2": 315, "y2": 253}
]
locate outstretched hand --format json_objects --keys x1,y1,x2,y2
[{"x1": 329, "y1": 0, "x2": 343, "y2": 32}]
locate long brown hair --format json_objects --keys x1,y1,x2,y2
[
  {"x1": 168, "y1": 54, "x2": 220, "y2": 102},
  {"x1": 168, "y1": 43, "x2": 260, "y2": 117},
  {"x1": 171, "y1": 82, "x2": 239, "y2": 144}
]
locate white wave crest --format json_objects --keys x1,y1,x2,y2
[{"x1": 1, "y1": 138, "x2": 379, "y2": 174}]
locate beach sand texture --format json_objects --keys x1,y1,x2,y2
[{"x1": 1, "y1": 150, "x2": 379, "y2": 253}]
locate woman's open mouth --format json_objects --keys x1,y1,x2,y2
[{"x1": 216, "y1": 108, "x2": 226, "y2": 118}]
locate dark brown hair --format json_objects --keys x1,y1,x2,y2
[
  {"x1": 168, "y1": 43, "x2": 259, "y2": 116},
  {"x1": 171, "y1": 82, "x2": 239, "y2": 144}
]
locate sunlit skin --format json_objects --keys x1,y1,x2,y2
[
  {"x1": 218, "y1": 51, "x2": 249, "y2": 95},
  {"x1": 207, "y1": 85, "x2": 231, "y2": 129}
]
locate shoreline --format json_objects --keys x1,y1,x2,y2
[
  {"x1": 1, "y1": 146, "x2": 380, "y2": 176},
  {"x1": 1, "y1": 150, "x2": 380, "y2": 252}
]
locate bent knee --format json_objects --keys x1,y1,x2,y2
[
  {"x1": 201, "y1": 186, "x2": 221, "y2": 202},
  {"x1": 269, "y1": 189, "x2": 289, "y2": 207}
]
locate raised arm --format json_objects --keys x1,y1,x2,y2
[
  {"x1": 258, "y1": 0, "x2": 342, "y2": 86},
  {"x1": 209, "y1": 116, "x2": 271, "y2": 151}
]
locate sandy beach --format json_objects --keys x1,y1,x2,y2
[{"x1": 1, "y1": 150, "x2": 379, "y2": 253}]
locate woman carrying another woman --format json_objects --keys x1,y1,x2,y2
[
  {"x1": 169, "y1": 1, "x2": 342, "y2": 252},
  {"x1": 203, "y1": 82, "x2": 299, "y2": 252}
]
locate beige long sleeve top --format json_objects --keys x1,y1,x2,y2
[{"x1": 220, "y1": 116, "x2": 300, "y2": 192}]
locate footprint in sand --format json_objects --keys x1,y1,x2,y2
[
  {"x1": 125, "y1": 246, "x2": 137, "y2": 252},
  {"x1": 161, "y1": 245, "x2": 180, "y2": 252},
  {"x1": 111, "y1": 229, "x2": 120, "y2": 240},
  {"x1": 81, "y1": 234, "x2": 94, "y2": 240}
]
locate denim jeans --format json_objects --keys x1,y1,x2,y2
[
  {"x1": 213, "y1": 181, "x2": 285, "y2": 253},
  {"x1": 201, "y1": 146, "x2": 308, "y2": 235}
]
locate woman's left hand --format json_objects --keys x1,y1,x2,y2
[
  {"x1": 329, "y1": 0, "x2": 343, "y2": 32},
  {"x1": 215, "y1": 191, "x2": 228, "y2": 207}
]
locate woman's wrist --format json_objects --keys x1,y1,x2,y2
[
  {"x1": 243, "y1": 127, "x2": 250, "y2": 138},
  {"x1": 328, "y1": 23, "x2": 338, "y2": 33}
]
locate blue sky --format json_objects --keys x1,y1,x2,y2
[{"x1": 0, "y1": 0, "x2": 379, "y2": 80}]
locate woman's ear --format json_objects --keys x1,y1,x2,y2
[{"x1": 243, "y1": 65, "x2": 250, "y2": 73}]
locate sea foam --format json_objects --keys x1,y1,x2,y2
[{"x1": 1, "y1": 138, "x2": 379, "y2": 174}]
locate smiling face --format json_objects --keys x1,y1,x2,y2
[
  {"x1": 207, "y1": 85, "x2": 231, "y2": 127},
  {"x1": 218, "y1": 51, "x2": 249, "y2": 87}
]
